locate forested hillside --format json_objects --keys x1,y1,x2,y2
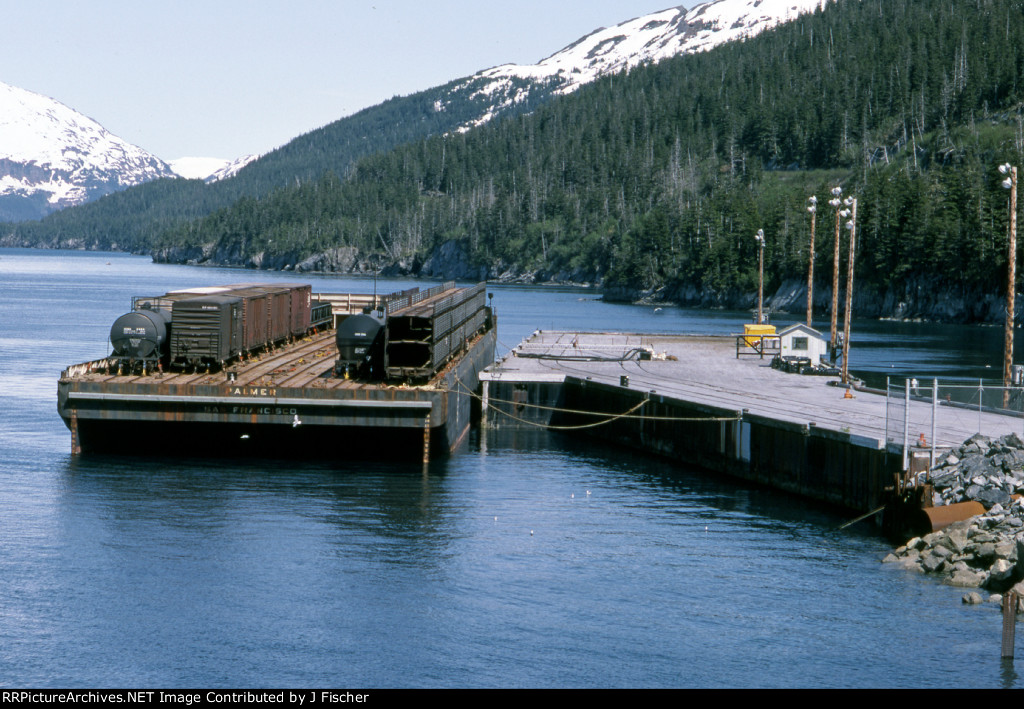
[
  {"x1": 143, "y1": 0, "x2": 1024, "y2": 321},
  {"x1": 12, "y1": 0, "x2": 1024, "y2": 322},
  {"x1": 2, "y1": 73, "x2": 556, "y2": 252}
]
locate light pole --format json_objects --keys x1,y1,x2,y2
[
  {"x1": 807, "y1": 196, "x2": 817, "y2": 327},
  {"x1": 841, "y1": 197, "x2": 857, "y2": 385},
  {"x1": 1001, "y1": 162, "x2": 1018, "y2": 407},
  {"x1": 828, "y1": 187, "x2": 843, "y2": 361},
  {"x1": 755, "y1": 229, "x2": 765, "y2": 324}
]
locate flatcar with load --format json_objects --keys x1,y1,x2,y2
[{"x1": 332, "y1": 281, "x2": 491, "y2": 383}]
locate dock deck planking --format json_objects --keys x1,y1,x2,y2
[{"x1": 484, "y1": 331, "x2": 1023, "y2": 451}]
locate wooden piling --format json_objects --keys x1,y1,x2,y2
[
  {"x1": 422, "y1": 413, "x2": 431, "y2": 464},
  {"x1": 70, "y1": 411, "x2": 82, "y2": 456},
  {"x1": 1003, "y1": 591, "x2": 1018, "y2": 660}
]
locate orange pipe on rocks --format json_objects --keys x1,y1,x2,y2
[{"x1": 922, "y1": 501, "x2": 986, "y2": 532}]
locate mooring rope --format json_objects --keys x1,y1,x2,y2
[
  {"x1": 449, "y1": 375, "x2": 741, "y2": 431},
  {"x1": 508, "y1": 396, "x2": 651, "y2": 430}
]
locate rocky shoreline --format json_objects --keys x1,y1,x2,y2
[
  {"x1": 152, "y1": 236, "x2": 1015, "y2": 324},
  {"x1": 149, "y1": 238, "x2": 604, "y2": 288},
  {"x1": 606, "y1": 277, "x2": 1012, "y2": 324},
  {"x1": 1, "y1": 237, "x2": 1016, "y2": 324},
  {"x1": 883, "y1": 433, "x2": 1024, "y2": 609}
]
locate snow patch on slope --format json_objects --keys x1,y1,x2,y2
[
  {"x1": 0, "y1": 80, "x2": 176, "y2": 218},
  {"x1": 170, "y1": 157, "x2": 231, "y2": 180},
  {"x1": 451, "y1": 0, "x2": 831, "y2": 132},
  {"x1": 170, "y1": 154, "x2": 260, "y2": 182}
]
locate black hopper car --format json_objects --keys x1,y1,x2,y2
[
  {"x1": 334, "y1": 310, "x2": 387, "y2": 380},
  {"x1": 108, "y1": 283, "x2": 330, "y2": 374}
]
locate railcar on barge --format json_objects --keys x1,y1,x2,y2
[{"x1": 58, "y1": 281, "x2": 495, "y2": 461}]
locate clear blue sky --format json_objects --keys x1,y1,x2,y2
[{"x1": 3, "y1": 1, "x2": 680, "y2": 161}]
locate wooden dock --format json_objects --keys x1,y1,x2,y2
[{"x1": 480, "y1": 331, "x2": 1024, "y2": 512}]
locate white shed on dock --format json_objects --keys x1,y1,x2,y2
[{"x1": 778, "y1": 323, "x2": 827, "y2": 367}]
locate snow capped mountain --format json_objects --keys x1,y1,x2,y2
[
  {"x1": 170, "y1": 153, "x2": 260, "y2": 182},
  {"x1": 206, "y1": 153, "x2": 260, "y2": 182},
  {"x1": 0, "y1": 80, "x2": 176, "y2": 221},
  {"x1": 169, "y1": 157, "x2": 231, "y2": 181},
  {"x1": 448, "y1": 0, "x2": 831, "y2": 131}
]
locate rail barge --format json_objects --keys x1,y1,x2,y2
[{"x1": 58, "y1": 282, "x2": 495, "y2": 461}]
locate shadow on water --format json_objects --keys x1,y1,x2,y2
[
  {"x1": 61, "y1": 418, "x2": 882, "y2": 559},
  {"x1": 59, "y1": 453, "x2": 455, "y2": 545},
  {"x1": 473, "y1": 424, "x2": 880, "y2": 540}
]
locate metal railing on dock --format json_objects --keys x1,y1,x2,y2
[
  {"x1": 885, "y1": 377, "x2": 1024, "y2": 472},
  {"x1": 315, "y1": 293, "x2": 380, "y2": 318},
  {"x1": 735, "y1": 334, "x2": 781, "y2": 359}
]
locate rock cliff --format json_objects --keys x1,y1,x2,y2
[{"x1": 146, "y1": 238, "x2": 1014, "y2": 325}]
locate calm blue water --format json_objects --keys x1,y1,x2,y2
[{"x1": 0, "y1": 248, "x2": 1020, "y2": 688}]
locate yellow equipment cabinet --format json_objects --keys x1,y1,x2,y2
[{"x1": 743, "y1": 323, "x2": 776, "y2": 348}]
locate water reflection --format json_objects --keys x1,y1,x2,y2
[{"x1": 1001, "y1": 658, "x2": 1020, "y2": 689}]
